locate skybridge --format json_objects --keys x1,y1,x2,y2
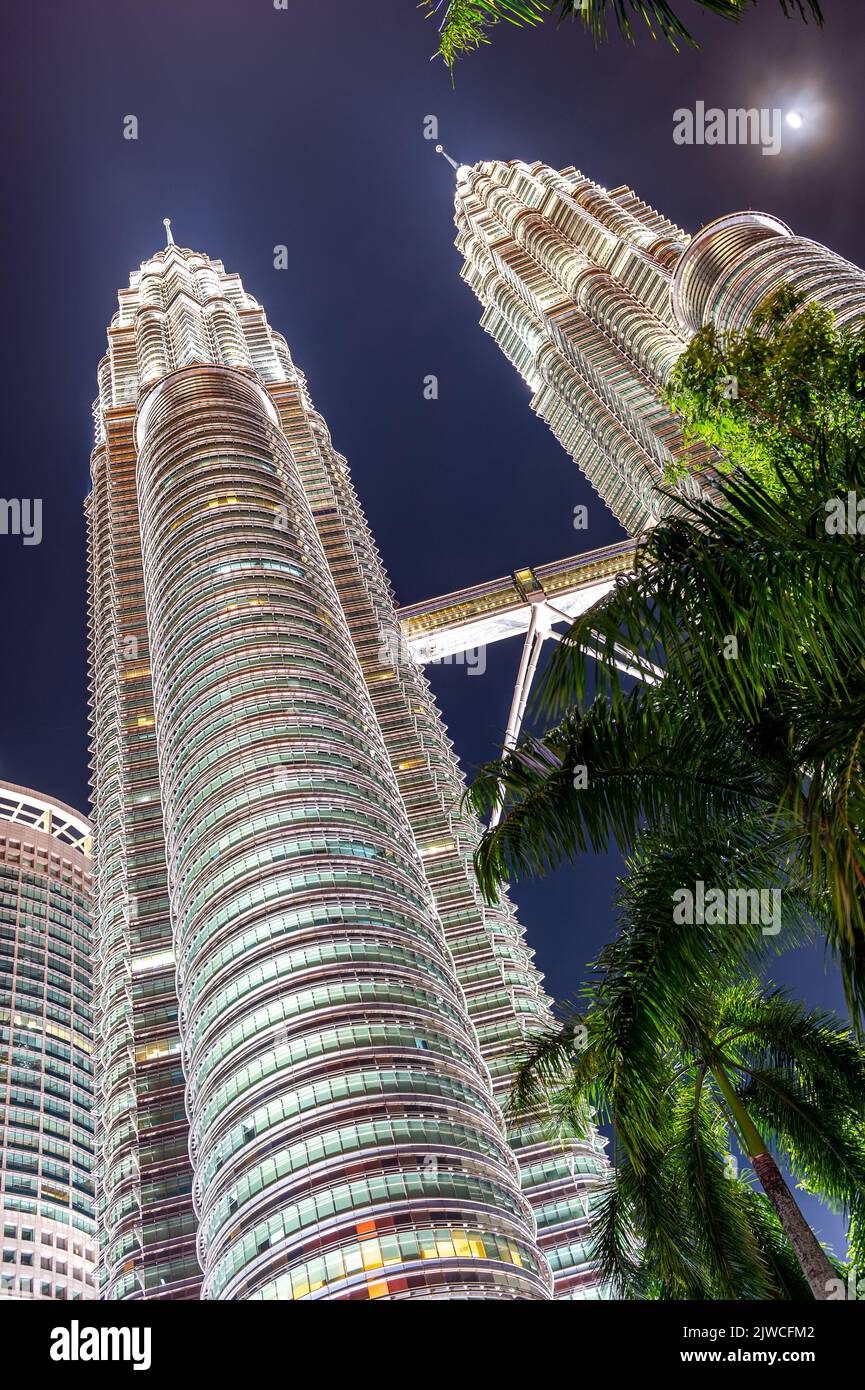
[{"x1": 397, "y1": 538, "x2": 662, "y2": 824}]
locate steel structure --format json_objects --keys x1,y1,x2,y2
[{"x1": 397, "y1": 540, "x2": 663, "y2": 826}]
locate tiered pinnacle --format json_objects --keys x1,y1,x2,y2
[
  {"x1": 88, "y1": 234, "x2": 609, "y2": 1300},
  {"x1": 451, "y1": 159, "x2": 713, "y2": 533},
  {"x1": 451, "y1": 159, "x2": 865, "y2": 534}
]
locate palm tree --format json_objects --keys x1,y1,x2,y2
[
  {"x1": 424, "y1": 1, "x2": 823, "y2": 70},
  {"x1": 467, "y1": 438, "x2": 865, "y2": 1020},
  {"x1": 510, "y1": 863, "x2": 865, "y2": 1298}
]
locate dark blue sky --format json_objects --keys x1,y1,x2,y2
[{"x1": 1, "y1": 0, "x2": 862, "y2": 1259}]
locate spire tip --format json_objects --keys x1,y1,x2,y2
[
  {"x1": 162, "y1": 217, "x2": 175, "y2": 247},
  {"x1": 435, "y1": 144, "x2": 459, "y2": 173}
]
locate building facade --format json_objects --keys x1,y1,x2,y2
[
  {"x1": 449, "y1": 158, "x2": 865, "y2": 534},
  {"x1": 88, "y1": 228, "x2": 608, "y2": 1301},
  {"x1": 0, "y1": 782, "x2": 97, "y2": 1300}
]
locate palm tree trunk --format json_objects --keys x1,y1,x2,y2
[{"x1": 711, "y1": 1063, "x2": 835, "y2": 1300}]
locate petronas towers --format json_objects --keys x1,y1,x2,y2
[{"x1": 86, "y1": 159, "x2": 865, "y2": 1301}]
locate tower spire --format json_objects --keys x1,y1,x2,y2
[
  {"x1": 434, "y1": 144, "x2": 459, "y2": 172},
  {"x1": 162, "y1": 217, "x2": 175, "y2": 247}
]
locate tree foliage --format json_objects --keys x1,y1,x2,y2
[
  {"x1": 508, "y1": 881, "x2": 865, "y2": 1297},
  {"x1": 467, "y1": 425, "x2": 865, "y2": 1019},
  {"x1": 664, "y1": 289, "x2": 865, "y2": 492},
  {"x1": 423, "y1": 1, "x2": 822, "y2": 70}
]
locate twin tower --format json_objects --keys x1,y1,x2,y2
[{"x1": 87, "y1": 160, "x2": 865, "y2": 1300}]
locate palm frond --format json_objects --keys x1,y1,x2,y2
[
  {"x1": 718, "y1": 984, "x2": 865, "y2": 1112},
  {"x1": 519, "y1": 437, "x2": 865, "y2": 1015},
  {"x1": 735, "y1": 1065, "x2": 865, "y2": 1217},
  {"x1": 466, "y1": 681, "x2": 795, "y2": 901},
  {"x1": 426, "y1": 1, "x2": 823, "y2": 67},
  {"x1": 423, "y1": 0, "x2": 550, "y2": 68}
]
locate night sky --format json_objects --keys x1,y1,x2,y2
[{"x1": 2, "y1": 0, "x2": 863, "y2": 1260}]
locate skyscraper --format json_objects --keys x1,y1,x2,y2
[
  {"x1": 0, "y1": 782, "x2": 97, "y2": 1301},
  {"x1": 447, "y1": 157, "x2": 865, "y2": 533},
  {"x1": 89, "y1": 226, "x2": 608, "y2": 1301}
]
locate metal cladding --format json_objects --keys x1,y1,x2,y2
[
  {"x1": 452, "y1": 159, "x2": 714, "y2": 535},
  {"x1": 0, "y1": 783, "x2": 97, "y2": 1301},
  {"x1": 672, "y1": 210, "x2": 865, "y2": 338},
  {"x1": 88, "y1": 235, "x2": 610, "y2": 1300},
  {"x1": 452, "y1": 160, "x2": 865, "y2": 536}
]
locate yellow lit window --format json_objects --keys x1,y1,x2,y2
[
  {"x1": 419, "y1": 839, "x2": 455, "y2": 858},
  {"x1": 361, "y1": 1240, "x2": 383, "y2": 1271}
]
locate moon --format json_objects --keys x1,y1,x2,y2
[{"x1": 785, "y1": 111, "x2": 804, "y2": 129}]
